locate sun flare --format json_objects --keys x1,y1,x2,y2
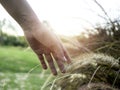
[
  {"x1": 0, "y1": 0, "x2": 119, "y2": 36},
  {"x1": 46, "y1": 18, "x2": 89, "y2": 36}
]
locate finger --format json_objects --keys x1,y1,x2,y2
[
  {"x1": 38, "y1": 54, "x2": 47, "y2": 69},
  {"x1": 45, "y1": 54, "x2": 57, "y2": 75},
  {"x1": 63, "y1": 48, "x2": 71, "y2": 64},
  {"x1": 53, "y1": 54, "x2": 66, "y2": 73}
]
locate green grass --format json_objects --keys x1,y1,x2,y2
[{"x1": 0, "y1": 46, "x2": 52, "y2": 90}]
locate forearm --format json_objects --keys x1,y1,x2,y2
[
  {"x1": 1, "y1": 0, "x2": 41, "y2": 31},
  {"x1": 1, "y1": 0, "x2": 61, "y2": 49}
]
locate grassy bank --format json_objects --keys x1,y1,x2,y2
[{"x1": 0, "y1": 46, "x2": 51, "y2": 90}]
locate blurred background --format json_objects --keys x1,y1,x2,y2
[{"x1": 0, "y1": 0, "x2": 120, "y2": 90}]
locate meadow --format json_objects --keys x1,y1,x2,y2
[{"x1": 0, "y1": 46, "x2": 52, "y2": 90}]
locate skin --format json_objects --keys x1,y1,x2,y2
[{"x1": 0, "y1": 0, "x2": 71, "y2": 75}]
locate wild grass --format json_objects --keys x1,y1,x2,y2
[
  {"x1": 0, "y1": 46, "x2": 52, "y2": 90},
  {"x1": 46, "y1": 53, "x2": 120, "y2": 90}
]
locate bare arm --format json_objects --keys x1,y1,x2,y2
[{"x1": 1, "y1": 0, "x2": 40, "y2": 31}]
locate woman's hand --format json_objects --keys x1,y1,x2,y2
[
  {"x1": 24, "y1": 27, "x2": 71, "y2": 75},
  {"x1": 1, "y1": 0, "x2": 71, "y2": 75}
]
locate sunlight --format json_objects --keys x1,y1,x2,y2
[
  {"x1": 26, "y1": 0, "x2": 120, "y2": 36},
  {"x1": 0, "y1": 0, "x2": 120, "y2": 36},
  {"x1": 26, "y1": 0, "x2": 94, "y2": 36},
  {"x1": 48, "y1": 17, "x2": 92, "y2": 36}
]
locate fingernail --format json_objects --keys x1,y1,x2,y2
[
  {"x1": 53, "y1": 72, "x2": 58, "y2": 76},
  {"x1": 43, "y1": 66, "x2": 47, "y2": 69},
  {"x1": 43, "y1": 67, "x2": 47, "y2": 69},
  {"x1": 61, "y1": 69, "x2": 66, "y2": 73}
]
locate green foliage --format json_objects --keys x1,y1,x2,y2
[
  {"x1": 0, "y1": 33, "x2": 28, "y2": 47},
  {"x1": 0, "y1": 19, "x2": 28, "y2": 47}
]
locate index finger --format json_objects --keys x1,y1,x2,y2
[{"x1": 45, "y1": 54, "x2": 57, "y2": 75}]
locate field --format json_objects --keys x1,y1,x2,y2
[{"x1": 0, "y1": 46, "x2": 52, "y2": 90}]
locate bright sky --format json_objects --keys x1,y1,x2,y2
[{"x1": 0, "y1": 0, "x2": 120, "y2": 36}]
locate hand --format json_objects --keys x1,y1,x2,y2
[
  {"x1": 24, "y1": 27, "x2": 71, "y2": 75},
  {"x1": 1, "y1": 0, "x2": 71, "y2": 75}
]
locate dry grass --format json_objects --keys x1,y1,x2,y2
[{"x1": 45, "y1": 53, "x2": 120, "y2": 90}]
